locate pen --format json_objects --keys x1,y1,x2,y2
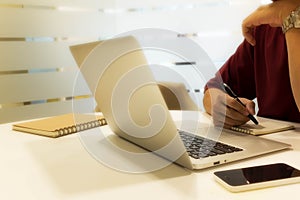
[{"x1": 222, "y1": 83, "x2": 259, "y2": 125}]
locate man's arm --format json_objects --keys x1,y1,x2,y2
[
  {"x1": 203, "y1": 39, "x2": 257, "y2": 128},
  {"x1": 242, "y1": 0, "x2": 300, "y2": 111},
  {"x1": 286, "y1": 26, "x2": 300, "y2": 112}
]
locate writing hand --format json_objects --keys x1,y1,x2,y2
[{"x1": 204, "y1": 88, "x2": 256, "y2": 129}]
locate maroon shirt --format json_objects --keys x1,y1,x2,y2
[{"x1": 205, "y1": 25, "x2": 300, "y2": 122}]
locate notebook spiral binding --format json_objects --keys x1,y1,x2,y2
[
  {"x1": 230, "y1": 126, "x2": 252, "y2": 134},
  {"x1": 55, "y1": 118, "x2": 107, "y2": 136}
]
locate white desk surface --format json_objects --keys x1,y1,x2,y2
[{"x1": 1, "y1": 111, "x2": 300, "y2": 200}]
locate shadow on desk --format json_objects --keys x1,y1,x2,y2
[
  {"x1": 26, "y1": 130, "x2": 193, "y2": 195},
  {"x1": 264, "y1": 127, "x2": 300, "y2": 151}
]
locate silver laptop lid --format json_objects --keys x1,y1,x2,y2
[{"x1": 76, "y1": 36, "x2": 193, "y2": 169}]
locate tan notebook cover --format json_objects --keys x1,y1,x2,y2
[
  {"x1": 12, "y1": 113, "x2": 107, "y2": 138},
  {"x1": 230, "y1": 120, "x2": 294, "y2": 136}
]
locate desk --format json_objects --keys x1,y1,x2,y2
[{"x1": 1, "y1": 111, "x2": 300, "y2": 200}]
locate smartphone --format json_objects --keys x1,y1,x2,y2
[{"x1": 214, "y1": 163, "x2": 300, "y2": 192}]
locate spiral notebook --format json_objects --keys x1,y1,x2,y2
[
  {"x1": 230, "y1": 120, "x2": 294, "y2": 136},
  {"x1": 12, "y1": 113, "x2": 107, "y2": 138}
]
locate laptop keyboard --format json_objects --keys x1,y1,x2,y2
[{"x1": 178, "y1": 130, "x2": 243, "y2": 159}]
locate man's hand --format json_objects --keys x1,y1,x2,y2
[{"x1": 203, "y1": 88, "x2": 256, "y2": 129}]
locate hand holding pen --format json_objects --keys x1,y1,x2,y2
[{"x1": 222, "y1": 83, "x2": 258, "y2": 125}]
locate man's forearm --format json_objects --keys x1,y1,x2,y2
[{"x1": 285, "y1": 28, "x2": 300, "y2": 111}]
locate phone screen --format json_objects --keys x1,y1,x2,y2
[{"x1": 214, "y1": 163, "x2": 300, "y2": 186}]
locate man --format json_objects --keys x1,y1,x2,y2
[{"x1": 203, "y1": 0, "x2": 300, "y2": 128}]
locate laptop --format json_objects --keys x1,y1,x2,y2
[{"x1": 70, "y1": 36, "x2": 291, "y2": 170}]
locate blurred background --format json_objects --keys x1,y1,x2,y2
[{"x1": 0, "y1": 0, "x2": 271, "y2": 123}]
